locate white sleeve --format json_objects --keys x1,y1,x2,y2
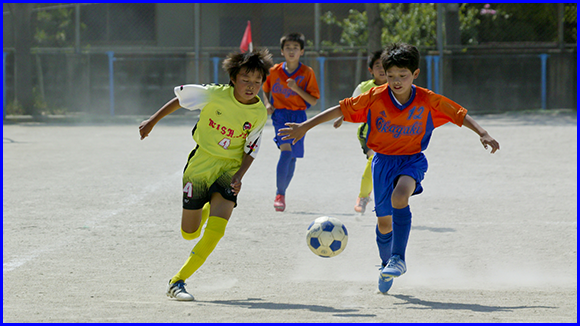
[
  {"x1": 174, "y1": 84, "x2": 210, "y2": 111},
  {"x1": 244, "y1": 122, "x2": 266, "y2": 159},
  {"x1": 352, "y1": 84, "x2": 363, "y2": 97}
]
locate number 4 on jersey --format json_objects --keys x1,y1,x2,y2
[
  {"x1": 218, "y1": 138, "x2": 231, "y2": 149},
  {"x1": 183, "y1": 182, "x2": 193, "y2": 198}
]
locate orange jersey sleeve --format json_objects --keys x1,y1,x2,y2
[
  {"x1": 262, "y1": 62, "x2": 320, "y2": 111},
  {"x1": 340, "y1": 85, "x2": 467, "y2": 155}
]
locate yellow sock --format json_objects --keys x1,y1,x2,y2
[
  {"x1": 181, "y1": 202, "x2": 210, "y2": 240},
  {"x1": 358, "y1": 155, "x2": 373, "y2": 198},
  {"x1": 171, "y1": 216, "x2": 228, "y2": 283}
]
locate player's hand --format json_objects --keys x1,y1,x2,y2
[
  {"x1": 230, "y1": 175, "x2": 242, "y2": 195},
  {"x1": 333, "y1": 116, "x2": 344, "y2": 129},
  {"x1": 266, "y1": 104, "x2": 275, "y2": 115},
  {"x1": 286, "y1": 78, "x2": 298, "y2": 92},
  {"x1": 278, "y1": 122, "x2": 306, "y2": 145},
  {"x1": 139, "y1": 119, "x2": 154, "y2": 140},
  {"x1": 480, "y1": 133, "x2": 500, "y2": 154}
]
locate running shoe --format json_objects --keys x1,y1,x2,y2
[
  {"x1": 378, "y1": 269, "x2": 394, "y2": 293},
  {"x1": 274, "y1": 194, "x2": 285, "y2": 212},
  {"x1": 354, "y1": 196, "x2": 371, "y2": 213},
  {"x1": 166, "y1": 280, "x2": 194, "y2": 301},
  {"x1": 381, "y1": 255, "x2": 407, "y2": 278}
]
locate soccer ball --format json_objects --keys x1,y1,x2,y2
[{"x1": 306, "y1": 216, "x2": 348, "y2": 258}]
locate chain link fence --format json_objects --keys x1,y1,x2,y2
[{"x1": 3, "y1": 3, "x2": 577, "y2": 117}]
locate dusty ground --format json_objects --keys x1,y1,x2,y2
[{"x1": 3, "y1": 111, "x2": 577, "y2": 322}]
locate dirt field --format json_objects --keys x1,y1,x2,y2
[{"x1": 3, "y1": 110, "x2": 577, "y2": 322}]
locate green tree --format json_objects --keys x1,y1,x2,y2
[
  {"x1": 321, "y1": 4, "x2": 481, "y2": 48},
  {"x1": 321, "y1": 3, "x2": 575, "y2": 48},
  {"x1": 564, "y1": 4, "x2": 576, "y2": 43},
  {"x1": 34, "y1": 5, "x2": 85, "y2": 47},
  {"x1": 34, "y1": 7, "x2": 72, "y2": 47},
  {"x1": 460, "y1": 3, "x2": 572, "y2": 44}
]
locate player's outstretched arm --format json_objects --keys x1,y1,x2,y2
[
  {"x1": 278, "y1": 105, "x2": 343, "y2": 145},
  {"x1": 462, "y1": 114, "x2": 500, "y2": 153},
  {"x1": 333, "y1": 116, "x2": 344, "y2": 129},
  {"x1": 139, "y1": 97, "x2": 182, "y2": 140}
]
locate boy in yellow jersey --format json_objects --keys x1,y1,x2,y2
[
  {"x1": 139, "y1": 49, "x2": 274, "y2": 301},
  {"x1": 262, "y1": 32, "x2": 320, "y2": 212},
  {"x1": 333, "y1": 50, "x2": 387, "y2": 214}
]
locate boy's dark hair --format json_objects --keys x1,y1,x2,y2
[
  {"x1": 222, "y1": 48, "x2": 274, "y2": 86},
  {"x1": 381, "y1": 43, "x2": 420, "y2": 73},
  {"x1": 368, "y1": 50, "x2": 383, "y2": 69},
  {"x1": 280, "y1": 32, "x2": 305, "y2": 50}
]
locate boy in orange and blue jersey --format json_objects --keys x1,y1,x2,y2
[
  {"x1": 278, "y1": 43, "x2": 500, "y2": 294},
  {"x1": 262, "y1": 32, "x2": 320, "y2": 212}
]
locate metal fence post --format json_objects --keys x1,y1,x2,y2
[
  {"x1": 317, "y1": 56, "x2": 325, "y2": 111},
  {"x1": 425, "y1": 55, "x2": 433, "y2": 90},
  {"x1": 106, "y1": 51, "x2": 116, "y2": 116},
  {"x1": 212, "y1": 57, "x2": 220, "y2": 84},
  {"x1": 540, "y1": 54, "x2": 549, "y2": 110},
  {"x1": 3, "y1": 52, "x2": 7, "y2": 121},
  {"x1": 194, "y1": 3, "x2": 200, "y2": 84},
  {"x1": 433, "y1": 56, "x2": 440, "y2": 94}
]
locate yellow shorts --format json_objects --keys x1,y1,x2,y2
[{"x1": 182, "y1": 146, "x2": 241, "y2": 210}]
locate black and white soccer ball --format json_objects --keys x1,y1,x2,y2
[{"x1": 306, "y1": 216, "x2": 348, "y2": 258}]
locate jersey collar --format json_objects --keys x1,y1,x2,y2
[
  {"x1": 388, "y1": 85, "x2": 416, "y2": 111},
  {"x1": 283, "y1": 62, "x2": 302, "y2": 78}
]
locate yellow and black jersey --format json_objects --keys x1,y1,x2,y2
[{"x1": 174, "y1": 84, "x2": 267, "y2": 161}]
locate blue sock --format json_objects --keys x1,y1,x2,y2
[
  {"x1": 375, "y1": 225, "x2": 393, "y2": 267},
  {"x1": 276, "y1": 151, "x2": 293, "y2": 195},
  {"x1": 391, "y1": 205, "x2": 412, "y2": 262},
  {"x1": 285, "y1": 157, "x2": 296, "y2": 191}
]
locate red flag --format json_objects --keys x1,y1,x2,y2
[{"x1": 240, "y1": 21, "x2": 253, "y2": 53}]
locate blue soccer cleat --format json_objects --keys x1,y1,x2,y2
[
  {"x1": 378, "y1": 272, "x2": 393, "y2": 293},
  {"x1": 381, "y1": 255, "x2": 407, "y2": 278}
]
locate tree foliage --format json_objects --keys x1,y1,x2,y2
[
  {"x1": 379, "y1": 3, "x2": 439, "y2": 47},
  {"x1": 33, "y1": 5, "x2": 86, "y2": 47},
  {"x1": 35, "y1": 7, "x2": 72, "y2": 46},
  {"x1": 321, "y1": 4, "x2": 479, "y2": 48},
  {"x1": 321, "y1": 3, "x2": 573, "y2": 47}
]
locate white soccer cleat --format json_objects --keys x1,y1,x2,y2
[{"x1": 166, "y1": 280, "x2": 195, "y2": 301}]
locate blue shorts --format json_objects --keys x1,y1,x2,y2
[
  {"x1": 272, "y1": 108, "x2": 307, "y2": 158},
  {"x1": 372, "y1": 152, "x2": 428, "y2": 217}
]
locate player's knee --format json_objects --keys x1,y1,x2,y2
[
  {"x1": 377, "y1": 216, "x2": 393, "y2": 233},
  {"x1": 391, "y1": 190, "x2": 410, "y2": 209},
  {"x1": 377, "y1": 224, "x2": 392, "y2": 234}
]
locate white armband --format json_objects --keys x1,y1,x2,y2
[{"x1": 174, "y1": 84, "x2": 210, "y2": 111}]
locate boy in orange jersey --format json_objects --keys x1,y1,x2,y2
[
  {"x1": 262, "y1": 32, "x2": 320, "y2": 212},
  {"x1": 278, "y1": 43, "x2": 499, "y2": 293}
]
